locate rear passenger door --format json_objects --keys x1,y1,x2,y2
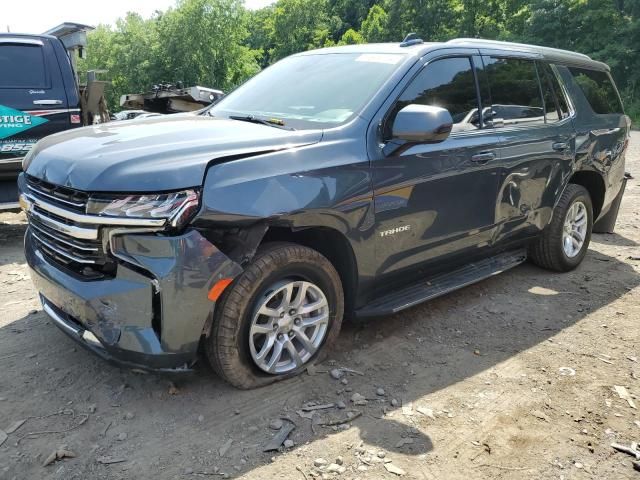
[{"x1": 481, "y1": 54, "x2": 576, "y2": 243}]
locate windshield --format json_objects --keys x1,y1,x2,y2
[{"x1": 208, "y1": 53, "x2": 404, "y2": 129}]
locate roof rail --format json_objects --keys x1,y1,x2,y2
[{"x1": 447, "y1": 38, "x2": 592, "y2": 60}]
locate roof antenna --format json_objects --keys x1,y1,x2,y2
[{"x1": 400, "y1": 33, "x2": 423, "y2": 47}]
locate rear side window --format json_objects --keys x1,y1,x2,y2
[
  {"x1": 483, "y1": 57, "x2": 544, "y2": 126},
  {"x1": 386, "y1": 56, "x2": 481, "y2": 136},
  {"x1": 568, "y1": 67, "x2": 623, "y2": 114},
  {"x1": 540, "y1": 63, "x2": 570, "y2": 121},
  {"x1": 0, "y1": 44, "x2": 47, "y2": 88},
  {"x1": 539, "y1": 71, "x2": 561, "y2": 123}
]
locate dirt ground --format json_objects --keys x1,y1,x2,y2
[{"x1": 1, "y1": 134, "x2": 639, "y2": 480}]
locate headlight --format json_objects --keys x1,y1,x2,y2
[{"x1": 86, "y1": 189, "x2": 200, "y2": 228}]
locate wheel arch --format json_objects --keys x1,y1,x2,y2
[
  {"x1": 260, "y1": 226, "x2": 359, "y2": 316},
  {"x1": 567, "y1": 170, "x2": 606, "y2": 220}
]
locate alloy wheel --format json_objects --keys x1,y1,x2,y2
[
  {"x1": 249, "y1": 279, "x2": 329, "y2": 374},
  {"x1": 562, "y1": 200, "x2": 588, "y2": 258}
]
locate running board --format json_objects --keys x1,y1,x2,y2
[{"x1": 356, "y1": 249, "x2": 527, "y2": 318}]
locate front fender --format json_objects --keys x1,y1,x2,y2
[{"x1": 192, "y1": 136, "x2": 377, "y2": 290}]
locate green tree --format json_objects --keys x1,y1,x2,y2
[
  {"x1": 78, "y1": 0, "x2": 640, "y2": 122},
  {"x1": 450, "y1": 0, "x2": 528, "y2": 39},
  {"x1": 156, "y1": 0, "x2": 260, "y2": 89},
  {"x1": 268, "y1": 0, "x2": 330, "y2": 60},
  {"x1": 79, "y1": 13, "x2": 161, "y2": 110},
  {"x1": 383, "y1": 0, "x2": 457, "y2": 42},
  {"x1": 339, "y1": 28, "x2": 365, "y2": 44},
  {"x1": 327, "y1": 0, "x2": 377, "y2": 40},
  {"x1": 246, "y1": 5, "x2": 277, "y2": 67},
  {"x1": 81, "y1": 0, "x2": 261, "y2": 111},
  {"x1": 360, "y1": 4, "x2": 388, "y2": 42},
  {"x1": 522, "y1": 0, "x2": 637, "y2": 115}
]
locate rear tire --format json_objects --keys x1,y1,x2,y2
[
  {"x1": 529, "y1": 184, "x2": 593, "y2": 272},
  {"x1": 205, "y1": 242, "x2": 344, "y2": 389}
]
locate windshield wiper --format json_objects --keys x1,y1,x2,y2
[{"x1": 228, "y1": 114, "x2": 294, "y2": 130}]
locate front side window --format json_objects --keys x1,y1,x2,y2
[
  {"x1": 483, "y1": 57, "x2": 544, "y2": 126},
  {"x1": 386, "y1": 56, "x2": 481, "y2": 137},
  {"x1": 0, "y1": 44, "x2": 47, "y2": 88},
  {"x1": 568, "y1": 67, "x2": 623, "y2": 115},
  {"x1": 209, "y1": 52, "x2": 404, "y2": 130}
]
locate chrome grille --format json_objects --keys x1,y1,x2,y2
[
  {"x1": 29, "y1": 215, "x2": 104, "y2": 265},
  {"x1": 23, "y1": 181, "x2": 113, "y2": 278},
  {"x1": 28, "y1": 215, "x2": 116, "y2": 278},
  {"x1": 29, "y1": 205, "x2": 98, "y2": 239},
  {"x1": 26, "y1": 175, "x2": 89, "y2": 212}
]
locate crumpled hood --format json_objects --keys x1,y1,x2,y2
[{"x1": 23, "y1": 114, "x2": 322, "y2": 192}]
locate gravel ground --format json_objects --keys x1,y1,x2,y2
[{"x1": 0, "y1": 133, "x2": 639, "y2": 480}]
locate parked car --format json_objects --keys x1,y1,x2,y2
[
  {"x1": 18, "y1": 38, "x2": 630, "y2": 388},
  {"x1": 111, "y1": 110, "x2": 146, "y2": 121},
  {"x1": 132, "y1": 112, "x2": 164, "y2": 120},
  {"x1": 0, "y1": 32, "x2": 83, "y2": 209}
]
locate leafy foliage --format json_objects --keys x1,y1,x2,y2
[
  {"x1": 79, "y1": 0, "x2": 261, "y2": 109},
  {"x1": 80, "y1": 0, "x2": 640, "y2": 122}
]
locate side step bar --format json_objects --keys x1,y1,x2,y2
[{"x1": 356, "y1": 249, "x2": 527, "y2": 318}]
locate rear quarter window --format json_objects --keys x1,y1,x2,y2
[
  {"x1": 0, "y1": 43, "x2": 47, "y2": 88},
  {"x1": 568, "y1": 67, "x2": 623, "y2": 115}
]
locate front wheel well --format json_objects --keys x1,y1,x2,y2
[
  {"x1": 260, "y1": 226, "x2": 358, "y2": 316},
  {"x1": 568, "y1": 171, "x2": 606, "y2": 220}
]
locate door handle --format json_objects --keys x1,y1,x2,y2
[
  {"x1": 470, "y1": 151, "x2": 496, "y2": 164},
  {"x1": 33, "y1": 99, "x2": 63, "y2": 105},
  {"x1": 552, "y1": 142, "x2": 569, "y2": 152}
]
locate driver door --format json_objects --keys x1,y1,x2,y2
[{"x1": 371, "y1": 54, "x2": 503, "y2": 283}]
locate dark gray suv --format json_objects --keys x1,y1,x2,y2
[{"x1": 19, "y1": 38, "x2": 630, "y2": 388}]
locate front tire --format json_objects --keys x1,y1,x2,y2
[
  {"x1": 205, "y1": 242, "x2": 344, "y2": 389},
  {"x1": 529, "y1": 184, "x2": 593, "y2": 272}
]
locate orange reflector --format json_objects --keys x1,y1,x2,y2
[{"x1": 208, "y1": 278, "x2": 233, "y2": 301}]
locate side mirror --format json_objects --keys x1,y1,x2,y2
[{"x1": 392, "y1": 104, "x2": 453, "y2": 143}]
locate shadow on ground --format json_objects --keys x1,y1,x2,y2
[
  {"x1": 591, "y1": 232, "x2": 639, "y2": 247},
  {"x1": 0, "y1": 236, "x2": 637, "y2": 478}
]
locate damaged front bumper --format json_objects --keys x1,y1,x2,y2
[{"x1": 24, "y1": 227, "x2": 243, "y2": 372}]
